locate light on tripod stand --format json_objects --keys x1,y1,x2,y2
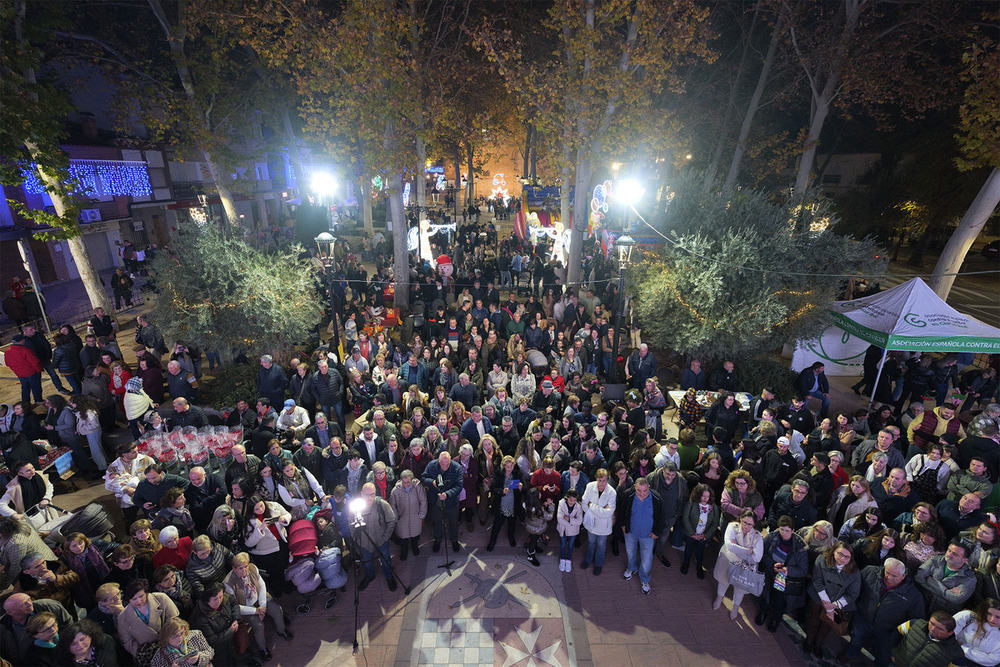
[{"x1": 348, "y1": 498, "x2": 367, "y2": 529}]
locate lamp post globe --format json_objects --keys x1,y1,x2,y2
[{"x1": 610, "y1": 233, "x2": 635, "y2": 384}]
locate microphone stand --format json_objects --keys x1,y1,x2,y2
[
  {"x1": 350, "y1": 504, "x2": 411, "y2": 656},
  {"x1": 436, "y1": 474, "x2": 456, "y2": 575}
]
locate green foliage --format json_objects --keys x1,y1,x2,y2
[
  {"x1": 199, "y1": 362, "x2": 260, "y2": 409},
  {"x1": 730, "y1": 352, "x2": 800, "y2": 401},
  {"x1": 632, "y1": 171, "x2": 885, "y2": 359},
  {"x1": 149, "y1": 224, "x2": 323, "y2": 357},
  {"x1": 955, "y1": 39, "x2": 1000, "y2": 171},
  {"x1": 1, "y1": 0, "x2": 88, "y2": 239}
]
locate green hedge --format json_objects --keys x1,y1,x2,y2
[
  {"x1": 199, "y1": 363, "x2": 262, "y2": 410},
  {"x1": 731, "y1": 352, "x2": 800, "y2": 402}
]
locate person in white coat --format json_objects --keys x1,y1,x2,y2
[
  {"x1": 580, "y1": 468, "x2": 616, "y2": 576},
  {"x1": 104, "y1": 441, "x2": 155, "y2": 527},
  {"x1": 556, "y1": 489, "x2": 583, "y2": 572},
  {"x1": 714, "y1": 509, "x2": 764, "y2": 620},
  {"x1": 954, "y1": 598, "x2": 1000, "y2": 667}
]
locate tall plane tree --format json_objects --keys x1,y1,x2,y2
[
  {"x1": 2, "y1": 0, "x2": 111, "y2": 313},
  {"x1": 483, "y1": 0, "x2": 715, "y2": 285},
  {"x1": 930, "y1": 31, "x2": 1000, "y2": 300}
]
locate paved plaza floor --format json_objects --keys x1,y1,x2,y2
[{"x1": 267, "y1": 525, "x2": 810, "y2": 667}]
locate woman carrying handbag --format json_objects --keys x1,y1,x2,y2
[{"x1": 713, "y1": 509, "x2": 764, "y2": 621}]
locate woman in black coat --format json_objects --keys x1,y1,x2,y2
[
  {"x1": 705, "y1": 392, "x2": 742, "y2": 444},
  {"x1": 755, "y1": 517, "x2": 810, "y2": 633},
  {"x1": 57, "y1": 619, "x2": 120, "y2": 667},
  {"x1": 189, "y1": 582, "x2": 242, "y2": 666},
  {"x1": 486, "y1": 455, "x2": 525, "y2": 551},
  {"x1": 9, "y1": 401, "x2": 45, "y2": 441}
]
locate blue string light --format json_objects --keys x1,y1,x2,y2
[{"x1": 19, "y1": 160, "x2": 152, "y2": 197}]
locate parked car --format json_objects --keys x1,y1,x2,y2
[{"x1": 982, "y1": 239, "x2": 1000, "y2": 260}]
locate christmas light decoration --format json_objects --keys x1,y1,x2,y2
[
  {"x1": 20, "y1": 160, "x2": 152, "y2": 197},
  {"x1": 491, "y1": 173, "x2": 509, "y2": 203}
]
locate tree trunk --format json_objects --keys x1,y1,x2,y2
[
  {"x1": 709, "y1": 4, "x2": 761, "y2": 176},
  {"x1": 530, "y1": 129, "x2": 538, "y2": 184},
  {"x1": 791, "y1": 0, "x2": 860, "y2": 199},
  {"x1": 566, "y1": 154, "x2": 593, "y2": 286},
  {"x1": 388, "y1": 172, "x2": 410, "y2": 308},
  {"x1": 147, "y1": 0, "x2": 238, "y2": 225},
  {"x1": 14, "y1": 0, "x2": 111, "y2": 315},
  {"x1": 360, "y1": 178, "x2": 373, "y2": 234},
  {"x1": 26, "y1": 151, "x2": 113, "y2": 314},
  {"x1": 560, "y1": 160, "x2": 571, "y2": 234},
  {"x1": 454, "y1": 145, "x2": 462, "y2": 219},
  {"x1": 466, "y1": 143, "x2": 475, "y2": 207},
  {"x1": 724, "y1": 10, "x2": 784, "y2": 191},
  {"x1": 416, "y1": 136, "x2": 427, "y2": 218},
  {"x1": 929, "y1": 168, "x2": 1000, "y2": 299},
  {"x1": 201, "y1": 151, "x2": 239, "y2": 227},
  {"x1": 282, "y1": 110, "x2": 308, "y2": 199},
  {"x1": 523, "y1": 123, "x2": 532, "y2": 178}
]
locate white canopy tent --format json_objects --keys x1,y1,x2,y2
[{"x1": 827, "y1": 277, "x2": 1000, "y2": 405}]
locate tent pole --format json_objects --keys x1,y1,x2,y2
[{"x1": 867, "y1": 347, "x2": 890, "y2": 409}]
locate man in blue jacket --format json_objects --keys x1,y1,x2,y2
[
  {"x1": 460, "y1": 406, "x2": 494, "y2": 449},
  {"x1": 421, "y1": 451, "x2": 464, "y2": 553}
]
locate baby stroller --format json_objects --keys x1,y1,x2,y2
[{"x1": 285, "y1": 516, "x2": 346, "y2": 614}]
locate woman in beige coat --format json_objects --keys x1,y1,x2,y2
[
  {"x1": 117, "y1": 579, "x2": 179, "y2": 664},
  {"x1": 389, "y1": 470, "x2": 427, "y2": 561}
]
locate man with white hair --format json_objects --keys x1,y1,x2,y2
[
  {"x1": 14, "y1": 553, "x2": 80, "y2": 612},
  {"x1": 187, "y1": 466, "x2": 227, "y2": 532},
  {"x1": 355, "y1": 482, "x2": 399, "y2": 592},
  {"x1": 843, "y1": 557, "x2": 924, "y2": 666},
  {"x1": 968, "y1": 403, "x2": 1000, "y2": 438},
  {"x1": 625, "y1": 343, "x2": 658, "y2": 390},
  {"x1": 449, "y1": 372, "x2": 478, "y2": 408},
  {"x1": 165, "y1": 359, "x2": 198, "y2": 402}
]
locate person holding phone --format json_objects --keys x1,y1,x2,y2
[
  {"x1": 150, "y1": 618, "x2": 213, "y2": 667},
  {"x1": 487, "y1": 456, "x2": 525, "y2": 551}
]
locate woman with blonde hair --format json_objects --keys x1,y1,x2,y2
[
  {"x1": 827, "y1": 475, "x2": 879, "y2": 532},
  {"x1": 224, "y1": 552, "x2": 292, "y2": 659},
  {"x1": 150, "y1": 617, "x2": 213, "y2": 667},
  {"x1": 403, "y1": 384, "x2": 428, "y2": 417},
  {"x1": 797, "y1": 520, "x2": 837, "y2": 570}
]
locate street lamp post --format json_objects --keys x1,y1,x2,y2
[
  {"x1": 315, "y1": 231, "x2": 342, "y2": 357},
  {"x1": 610, "y1": 233, "x2": 635, "y2": 384}
]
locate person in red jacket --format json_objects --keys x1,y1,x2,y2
[{"x1": 4, "y1": 334, "x2": 43, "y2": 404}]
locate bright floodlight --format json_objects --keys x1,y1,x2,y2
[
  {"x1": 348, "y1": 497, "x2": 367, "y2": 516},
  {"x1": 617, "y1": 179, "x2": 645, "y2": 205},
  {"x1": 311, "y1": 171, "x2": 337, "y2": 195}
]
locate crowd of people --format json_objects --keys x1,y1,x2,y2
[{"x1": 2, "y1": 203, "x2": 1000, "y2": 667}]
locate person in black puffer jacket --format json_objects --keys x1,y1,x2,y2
[
  {"x1": 189, "y1": 581, "x2": 242, "y2": 665},
  {"x1": 308, "y1": 359, "x2": 345, "y2": 431},
  {"x1": 51, "y1": 334, "x2": 83, "y2": 394}
]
